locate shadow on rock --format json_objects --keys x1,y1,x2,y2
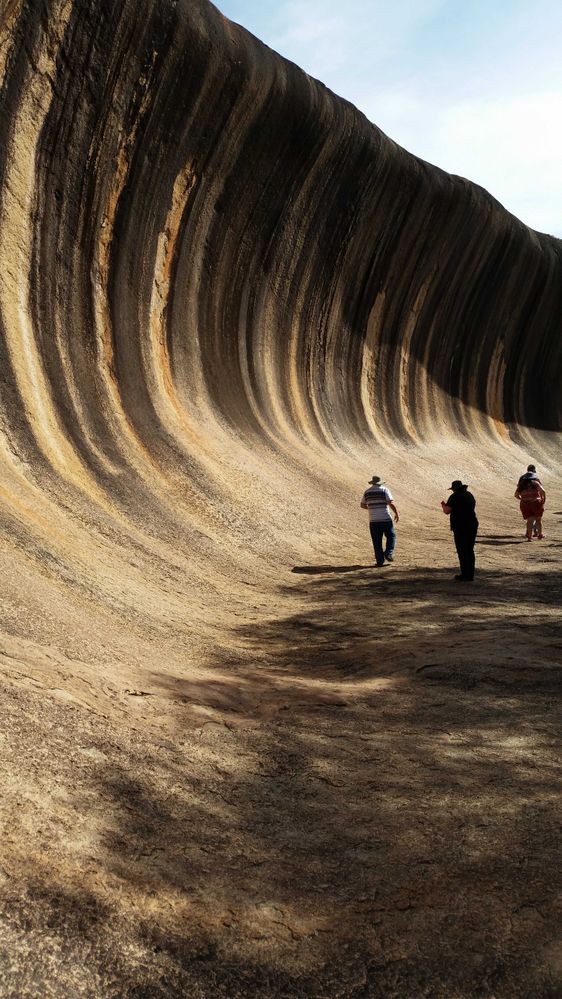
[
  {"x1": 4, "y1": 567, "x2": 561, "y2": 997},
  {"x1": 91, "y1": 567, "x2": 561, "y2": 996},
  {"x1": 292, "y1": 564, "x2": 374, "y2": 574}
]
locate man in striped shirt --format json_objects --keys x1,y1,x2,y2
[{"x1": 361, "y1": 475, "x2": 400, "y2": 567}]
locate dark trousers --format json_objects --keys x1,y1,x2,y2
[
  {"x1": 453, "y1": 525, "x2": 478, "y2": 579},
  {"x1": 369, "y1": 519, "x2": 396, "y2": 565}
]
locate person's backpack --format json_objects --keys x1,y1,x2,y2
[
  {"x1": 518, "y1": 473, "x2": 540, "y2": 492},
  {"x1": 521, "y1": 480, "x2": 537, "y2": 494}
]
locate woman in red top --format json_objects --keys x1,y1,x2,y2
[{"x1": 516, "y1": 479, "x2": 546, "y2": 540}]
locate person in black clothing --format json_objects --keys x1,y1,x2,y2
[{"x1": 441, "y1": 480, "x2": 478, "y2": 581}]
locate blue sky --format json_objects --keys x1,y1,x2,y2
[{"x1": 215, "y1": 0, "x2": 562, "y2": 236}]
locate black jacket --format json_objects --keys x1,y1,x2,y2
[{"x1": 447, "y1": 487, "x2": 478, "y2": 532}]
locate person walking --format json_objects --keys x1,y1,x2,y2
[
  {"x1": 514, "y1": 465, "x2": 546, "y2": 539},
  {"x1": 361, "y1": 475, "x2": 399, "y2": 567},
  {"x1": 441, "y1": 479, "x2": 478, "y2": 581},
  {"x1": 516, "y1": 477, "x2": 546, "y2": 540}
]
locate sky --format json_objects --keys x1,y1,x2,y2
[{"x1": 214, "y1": 0, "x2": 562, "y2": 236}]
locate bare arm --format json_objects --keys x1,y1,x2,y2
[{"x1": 389, "y1": 502, "x2": 399, "y2": 523}]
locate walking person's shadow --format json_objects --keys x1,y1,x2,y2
[
  {"x1": 477, "y1": 535, "x2": 527, "y2": 546},
  {"x1": 292, "y1": 565, "x2": 373, "y2": 574}
]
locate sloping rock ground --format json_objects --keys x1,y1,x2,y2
[{"x1": 0, "y1": 1, "x2": 561, "y2": 996}]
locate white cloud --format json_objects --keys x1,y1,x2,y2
[
  {"x1": 266, "y1": 0, "x2": 448, "y2": 84},
  {"x1": 366, "y1": 89, "x2": 562, "y2": 234},
  {"x1": 270, "y1": 3, "x2": 350, "y2": 76}
]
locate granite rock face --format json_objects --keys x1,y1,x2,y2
[{"x1": 1, "y1": 0, "x2": 561, "y2": 491}]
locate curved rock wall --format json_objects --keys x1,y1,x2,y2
[{"x1": 0, "y1": 0, "x2": 561, "y2": 587}]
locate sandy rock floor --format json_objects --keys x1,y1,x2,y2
[{"x1": 0, "y1": 456, "x2": 561, "y2": 998}]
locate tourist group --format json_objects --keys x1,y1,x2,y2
[{"x1": 360, "y1": 465, "x2": 546, "y2": 582}]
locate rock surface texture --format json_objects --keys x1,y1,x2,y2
[{"x1": 0, "y1": 1, "x2": 561, "y2": 997}]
